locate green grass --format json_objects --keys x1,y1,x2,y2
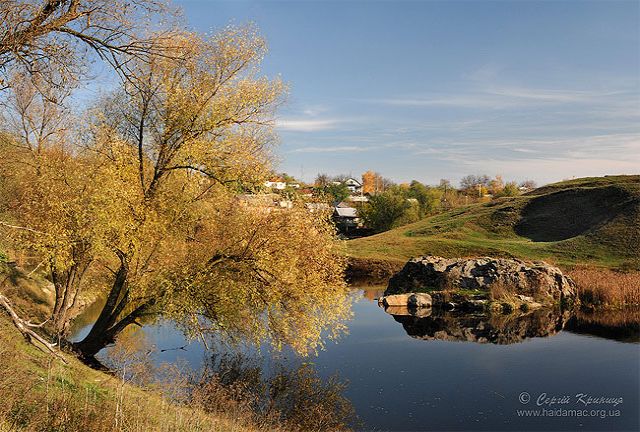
[{"x1": 349, "y1": 175, "x2": 640, "y2": 269}]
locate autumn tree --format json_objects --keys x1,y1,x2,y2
[
  {"x1": 494, "y1": 181, "x2": 520, "y2": 198},
  {"x1": 0, "y1": 0, "x2": 172, "y2": 90},
  {"x1": 459, "y1": 174, "x2": 490, "y2": 196},
  {"x1": 314, "y1": 173, "x2": 331, "y2": 188},
  {"x1": 488, "y1": 175, "x2": 505, "y2": 195},
  {"x1": 361, "y1": 170, "x2": 394, "y2": 195},
  {"x1": 361, "y1": 170, "x2": 378, "y2": 194},
  {"x1": 0, "y1": 71, "x2": 94, "y2": 336},
  {"x1": 0, "y1": 0, "x2": 174, "y2": 341},
  {"x1": 1, "y1": 28, "x2": 351, "y2": 359}
]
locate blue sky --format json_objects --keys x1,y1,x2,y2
[{"x1": 176, "y1": 0, "x2": 639, "y2": 185}]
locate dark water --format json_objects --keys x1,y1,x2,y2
[{"x1": 72, "y1": 288, "x2": 640, "y2": 431}]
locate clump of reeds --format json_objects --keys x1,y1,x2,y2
[{"x1": 569, "y1": 268, "x2": 640, "y2": 307}]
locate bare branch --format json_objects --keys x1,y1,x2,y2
[{"x1": 0, "y1": 282, "x2": 67, "y2": 363}]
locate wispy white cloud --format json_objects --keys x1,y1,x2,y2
[
  {"x1": 301, "y1": 105, "x2": 330, "y2": 116},
  {"x1": 366, "y1": 95, "x2": 511, "y2": 109},
  {"x1": 484, "y1": 85, "x2": 624, "y2": 103},
  {"x1": 359, "y1": 84, "x2": 637, "y2": 110},
  {"x1": 465, "y1": 63, "x2": 504, "y2": 82},
  {"x1": 408, "y1": 132, "x2": 640, "y2": 165},
  {"x1": 289, "y1": 145, "x2": 372, "y2": 153},
  {"x1": 276, "y1": 118, "x2": 339, "y2": 132},
  {"x1": 511, "y1": 147, "x2": 540, "y2": 154}
]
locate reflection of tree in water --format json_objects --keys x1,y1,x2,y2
[
  {"x1": 191, "y1": 353, "x2": 358, "y2": 432},
  {"x1": 98, "y1": 329, "x2": 357, "y2": 431},
  {"x1": 390, "y1": 308, "x2": 569, "y2": 344}
]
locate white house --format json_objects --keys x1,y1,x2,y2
[
  {"x1": 264, "y1": 181, "x2": 286, "y2": 190},
  {"x1": 344, "y1": 178, "x2": 362, "y2": 194},
  {"x1": 264, "y1": 181, "x2": 301, "y2": 190},
  {"x1": 350, "y1": 195, "x2": 369, "y2": 203}
]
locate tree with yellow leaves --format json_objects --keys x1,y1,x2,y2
[{"x1": 1, "y1": 27, "x2": 350, "y2": 360}]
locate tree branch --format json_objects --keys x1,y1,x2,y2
[{"x1": 0, "y1": 283, "x2": 67, "y2": 363}]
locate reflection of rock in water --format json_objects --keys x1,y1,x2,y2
[{"x1": 389, "y1": 308, "x2": 568, "y2": 344}]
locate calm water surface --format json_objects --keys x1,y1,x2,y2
[{"x1": 72, "y1": 288, "x2": 640, "y2": 431}]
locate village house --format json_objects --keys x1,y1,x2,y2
[
  {"x1": 344, "y1": 178, "x2": 363, "y2": 194},
  {"x1": 236, "y1": 194, "x2": 293, "y2": 211},
  {"x1": 264, "y1": 179, "x2": 301, "y2": 190},
  {"x1": 333, "y1": 205, "x2": 360, "y2": 235},
  {"x1": 264, "y1": 180, "x2": 287, "y2": 190}
]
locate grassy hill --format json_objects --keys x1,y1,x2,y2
[{"x1": 348, "y1": 175, "x2": 640, "y2": 270}]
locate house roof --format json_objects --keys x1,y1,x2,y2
[{"x1": 334, "y1": 207, "x2": 357, "y2": 218}]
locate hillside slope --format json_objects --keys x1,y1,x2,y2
[
  {"x1": 0, "y1": 311, "x2": 256, "y2": 432},
  {"x1": 348, "y1": 175, "x2": 640, "y2": 269},
  {"x1": 0, "y1": 264, "x2": 257, "y2": 432}
]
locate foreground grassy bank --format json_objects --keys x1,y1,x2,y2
[
  {"x1": 349, "y1": 176, "x2": 640, "y2": 270},
  {"x1": 0, "y1": 311, "x2": 254, "y2": 432},
  {"x1": 0, "y1": 266, "x2": 253, "y2": 431}
]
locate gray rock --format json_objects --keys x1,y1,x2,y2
[
  {"x1": 380, "y1": 293, "x2": 432, "y2": 308},
  {"x1": 385, "y1": 256, "x2": 577, "y2": 305},
  {"x1": 383, "y1": 305, "x2": 433, "y2": 318}
]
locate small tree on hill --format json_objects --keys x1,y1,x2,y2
[{"x1": 359, "y1": 190, "x2": 411, "y2": 233}]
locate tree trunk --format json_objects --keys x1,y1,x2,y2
[
  {"x1": 50, "y1": 253, "x2": 91, "y2": 337},
  {"x1": 71, "y1": 252, "x2": 157, "y2": 361},
  {"x1": 73, "y1": 297, "x2": 154, "y2": 359},
  {"x1": 73, "y1": 331, "x2": 112, "y2": 358}
]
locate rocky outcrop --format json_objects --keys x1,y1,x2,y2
[{"x1": 385, "y1": 256, "x2": 577, "y2": 305}]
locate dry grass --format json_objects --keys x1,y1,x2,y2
[
  {"x1": 569, "y1": 268, "x2": 640, "y2": 307},
  {"x1": 488, "y1": 280, "x2": 518, "y2": 302},
  {"x1": 0, "y1": 316, "x2": 256, "y2": 432}
]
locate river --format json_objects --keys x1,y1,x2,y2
[{"x1": 71, "y1": 287, "x2": 640, "y2": 431}]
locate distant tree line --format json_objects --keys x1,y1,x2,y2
[{"x1": 359, "y1": 174, "x2": 536, "y2": 234}]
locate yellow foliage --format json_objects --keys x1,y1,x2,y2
[{"x1": 0, "y1": 27, "x2": 350, "y2": 356}]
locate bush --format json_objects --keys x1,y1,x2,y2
[{"x1": 360, "y1": 191, "x2": 411, "y2": 232}]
